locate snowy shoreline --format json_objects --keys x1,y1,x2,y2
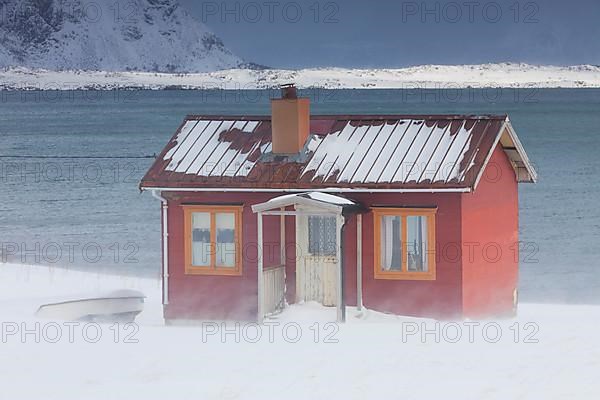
[{"x1": 2, "y1": 63, "x2": 600, "y2": 90}]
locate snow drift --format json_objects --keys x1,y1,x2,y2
[{"x1": 1, "y1": 262, "x2": 599, "y2": 399}]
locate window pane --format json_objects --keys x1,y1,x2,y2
[
  {"x1": 407, "y1": 215, "x2": 428, "y2": 272},
  {"x1": 192, "y1": 212, "x2": 211, "y2": 267},
  {"x1": 216, "y1": 213, "x2": 236, "y2": 267},
  {"x1": 308, "y1": 216, "x2": 336, "y2": 256},
  {"x1": 381, "y1": 216, "x2": 401, "y2": 271}
]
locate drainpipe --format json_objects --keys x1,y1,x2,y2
[
  {"x1": 356, "y1": 214, "x2": 363, "y2": 312},
  {"x1": 151, "y1": 190, "x2": 169, "y2": 305},
  {"x1": 337, "y1": 214, "x2": 348, "y2": 323}
]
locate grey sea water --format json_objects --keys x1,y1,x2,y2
[{"x1": 1, "y1": 88, "x2": 599, "y2": 304}]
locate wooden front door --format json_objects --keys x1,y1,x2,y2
[{"x1": 296, "y1": 212, "x2": 338, "y2": 306}]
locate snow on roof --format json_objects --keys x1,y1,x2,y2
[
  {"x1": 141, "y1": 115, "x2": 536, "y2": 191},
  {"x1": 252, "y1": 192, "x2": 358, "y2": 214},
  {"x1": 302, "y1": 192, "x2": 355, "y2": 205}
]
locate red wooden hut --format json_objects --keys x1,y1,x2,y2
[{"x1": 140, "y1": 86, "x2": 537, "y2": 322}]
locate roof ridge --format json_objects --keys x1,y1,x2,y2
[{"x1": 184, "y1": 114, "x2": 509, "y2": 121}]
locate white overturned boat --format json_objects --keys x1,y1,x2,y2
[{"x1": 36, "y1": 290, "x2": 145, "y2": 323}]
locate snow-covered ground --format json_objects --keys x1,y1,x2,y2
[
  {"x1": 2, "y1": 63, "x2": 600, "y2": 90},
  {"x1": 1, "y1": 262, "x2": 599, "y2": 399}
]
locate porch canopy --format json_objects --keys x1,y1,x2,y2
[
  {"x1": 251, "y1": 192, "x2": 364, "y2": 323},
  {"x1": 252, "y1": 192, "x2": 363, "y2": 215}
]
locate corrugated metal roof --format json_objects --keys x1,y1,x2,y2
[{"x1": 141, "y1": 114, "x2": 536, "y2": 191}]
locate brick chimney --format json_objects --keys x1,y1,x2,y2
[{"x1": 271, "y1": 84, "x2": 310, "y2": 154}]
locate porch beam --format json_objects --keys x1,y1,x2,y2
[{"x1": 260, "y1": 210, "x2": 339, "y2": 217}]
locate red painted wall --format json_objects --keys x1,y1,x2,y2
[
  {"x1": 161, "y1": 151, "x2": 519, "y2": 321},
  {"x1": 162, "y1": 190, "x2": 464, "y2": 321},
  {"x1": 347, "y1": 193, "x2": 464, "y2": 319},
  {"x1": 163, "y1": 192, "x2": 282, "y2": 321},
  {"x1": 461, "y1": 146, "x2": 519, "y2": 318},
  {"x1": 284, "y1": 211, "x2": 297, "y2": 304}
]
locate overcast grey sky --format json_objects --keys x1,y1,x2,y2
[{"x1": 179, "y1": 0, "x2": 600, "y2": 69}]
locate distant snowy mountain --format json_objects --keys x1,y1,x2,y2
[
  {"x1": 2, "y1": 63, "x2": 600, "y2": 90},
  {"x1": 0, "y1": 0, "x2": 246, "y2": 72}
]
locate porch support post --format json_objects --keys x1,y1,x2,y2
[
  {"x1": 280, "y1": 208, "x2": 287, "y2": 308},
  {"x1": 336, "y1": 214, "x2": 345, "y2": 323},
  {"x1": 280, "y1": 208, "x2": 286, "y2": 266},
  {"x1": 257, "y1": 212, "x2": 264, "y2": 324},
  {"x1": 356, "y1": 214, "x2": 363, "y2": 312}
]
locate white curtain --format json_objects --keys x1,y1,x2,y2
[{"x1": 381, "y1": 216, "x2": 400, "y2": 271}]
